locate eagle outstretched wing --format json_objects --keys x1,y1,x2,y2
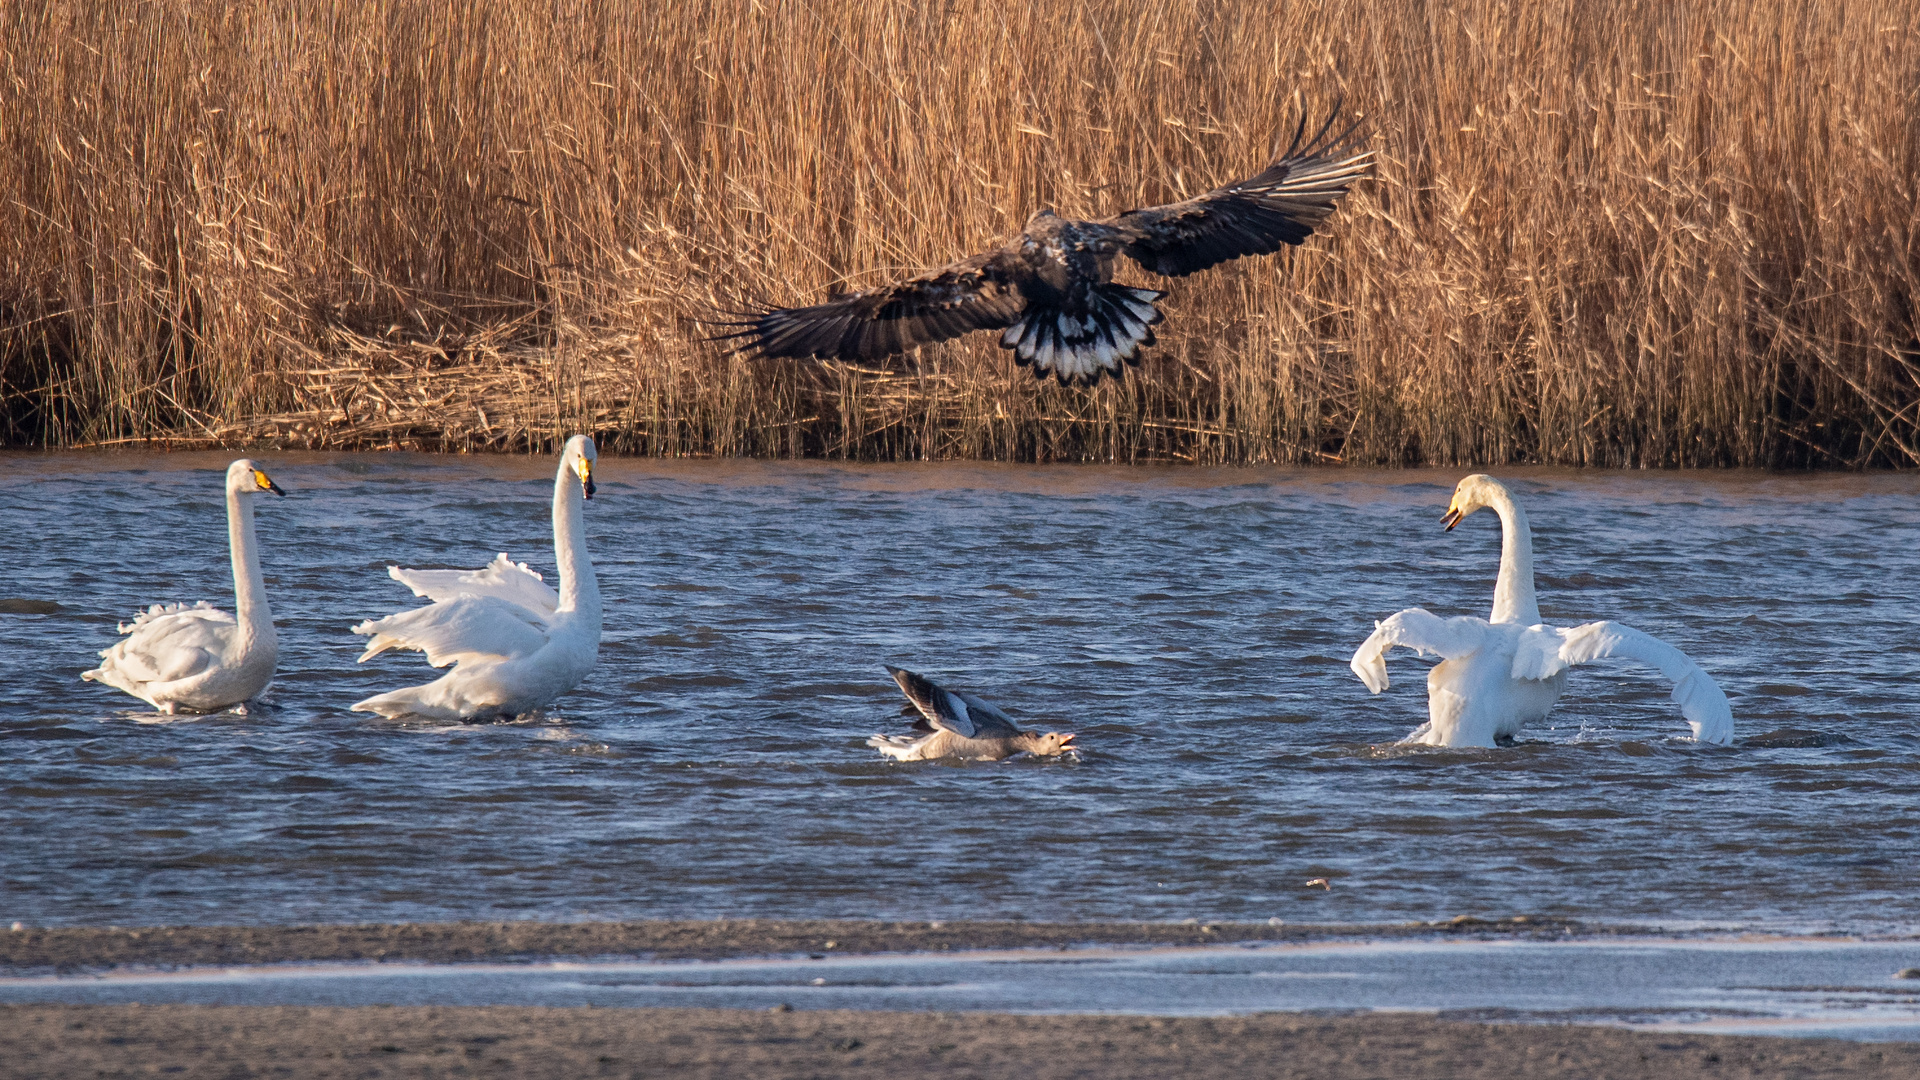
[
  {"x1": 1102, "y1": 108, "x2": 1374, "y2": 278},
  {"x1": 712, "y1": 252, "x2": 1027, "y2": 361}
]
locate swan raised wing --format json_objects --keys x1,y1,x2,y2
[
  {"x1": 388, "y1": 553, "x2": 560, "y2": 620},
  {"x1": 1350, "y1": 608, "x2": 1491, "y2": 694},
  {"x1": 349, "y1": 436, "x2": 602, "y2": 722},
  {"x1": 352, "y1": 593, "x2": 552, "y2": 668},
  {"x1": 1511, "y1": 621, "x2": 1734, "y2": 745}
]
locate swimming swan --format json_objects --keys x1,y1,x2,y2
[
  {"x1": 350, "y1": 435, "x2": 601, "y2": 721},
  {"x1": 1350, "y1": 474, "x2": 1733, "y2": 748},
  {"x1": 82, "y1": 460, "x2": 286, "y2": 713},
  {"x1": 869, "y1": 666, "x2": 1076, "y2": 761}
]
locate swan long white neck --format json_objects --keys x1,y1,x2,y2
[
  {"x1": 552, "y1": 460, "x2": 600, "y2": 619},
  {"x1": 1485, "y1": 486, "x2": 1541, "y2": 625},
  {"x1": 227, "y1": 488, "x2": 274, "y2": 645}
]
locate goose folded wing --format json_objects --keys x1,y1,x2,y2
[
  {"x1": 1516, "y1": 621, "x2": 1734, "y2": 745},
  {"x1": 352, "y1": 594, "x2": 551, "y2": 667},
  {"x1": 1350, "y1": 608, "x2": 1489, "y2": 693},
  {"x1": 714, "y1": 253, "x2": 1027, "y2": 361},
  {"x1": 389, "y1": 553, "x2": 559, "y2": 619},
  {"x1": 1104, "y1": 111, "x2": 1373, "y2": 278}
]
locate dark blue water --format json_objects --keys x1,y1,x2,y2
[{"x1": 3, "y1": 454, "x2": 1916, "y2": 930}]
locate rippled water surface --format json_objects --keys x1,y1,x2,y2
[{"x1": 3, "y1": 453, "x2": 1917, "y2": 930}]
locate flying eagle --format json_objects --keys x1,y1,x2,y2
[{"x1": 714, "y1": 107, "x2": 1373, "y2": 386}]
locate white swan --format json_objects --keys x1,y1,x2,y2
[
  {"x1": 82, "y1": 460, "x2": 286, "y2": 713},
  {"x1": 350, "y1": 435, "x2": 602, "y2": 721},
  {"x1": 1350, "y1": 474, "x2": 1733, "y2": 748}
]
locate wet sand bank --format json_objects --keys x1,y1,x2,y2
[
  {"x1": 9, "y1": 922, "x2": 1920, "y2": 1078},
  {"x1": 2, "y1": 917, "x2": 1604, "y2": 973},
  {"x1": 6, "y1": 1003, "x2": 1918, "y2": 1080}
]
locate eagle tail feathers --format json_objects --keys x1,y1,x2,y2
[{"x1": 1000, "y1": 284, "x2": 1166, "y2": 387}]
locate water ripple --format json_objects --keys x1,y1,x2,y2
[{"x1": 3, "y1": 454, "x2": 1918, "y2": 930}]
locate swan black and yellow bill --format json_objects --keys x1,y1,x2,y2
[
  {"x1": 1441, "y1": 507, "x2": 1463, "y2": 531},
  {"x1": 579, "y1": 461, "x2": 596, "y2": 500},
  {"x1": 253, "y1": 469, "x2": 287, "y2": 496}
]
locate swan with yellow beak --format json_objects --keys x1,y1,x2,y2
[
  {"x1": 351, "y1": 435, "x2": 602, "y2": 721},
  {"x1": 83, "y1": 460, "x2": 287, "y2": 714}
]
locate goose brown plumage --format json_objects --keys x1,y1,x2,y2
[{"x1": 868, "y1": 666, "x2": 1076, "y2": 761}]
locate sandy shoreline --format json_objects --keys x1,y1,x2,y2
[
  {"x1": 6, "y1": 1004, "x2": 1918, "y2": 1079},
  {"x1": 7, "y1": 921, "x2": 1919, "y2": 1078},
  {"x1": 0, "y1": 916, "x2": 1632, "y2": 973}
]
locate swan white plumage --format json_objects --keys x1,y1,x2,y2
[
  {"x1": 350, "y1": 435, "x2": 602, "y2": 721},
  {"x1": 82, "y1": 459, "x2": 286, "y2": 713},
  {"x1": 1350, "y1": 474, "x2": 1733, "y2": 748}
]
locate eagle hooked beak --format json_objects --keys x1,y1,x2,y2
[
  {"x1": 253, "y1": 469, "x2": 287, "y2": 497},
  {"x1": 578, "y1": 460, "x2": 596, "y2": 501},
  {"x1": 1440, "y1": 505, "x2": 1463, "y2": 531}
]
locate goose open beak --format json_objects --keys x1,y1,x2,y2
[{"x1": 1441, "y1": 507, "x2": 1462, "y2": 531}]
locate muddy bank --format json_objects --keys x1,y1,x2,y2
[
  {"x1": 5, "y1": 1004, "x2": 1916, "y2": 1080},
  {"x1": 0, "y1": 917, "x2": 1617, "y2": 973}
]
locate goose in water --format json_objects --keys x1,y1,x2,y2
[
  {"x1": 1350, "y1": 475, "x2": 1733, "y2": 748},
  {"x1": 82, "y1": 460, "x2": 286, "y2": 714},
  {"x1": 869, "y1": 666, "x2": 1077, "y2": 761},
  {"x1": 351, "y1": 435, "x2": 602, "y2": 721}
]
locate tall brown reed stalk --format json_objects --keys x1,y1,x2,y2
[{"x1": 2, "y1": 0, "x2": 1915, "y2": 465}]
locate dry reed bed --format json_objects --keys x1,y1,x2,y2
[{"x1": 2, "y1": 0, "x2": 1916, "y2": 465}]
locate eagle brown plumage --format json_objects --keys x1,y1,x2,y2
[{"x1": 712, "y1": 107, "x2": 1374, "y2": 387}]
